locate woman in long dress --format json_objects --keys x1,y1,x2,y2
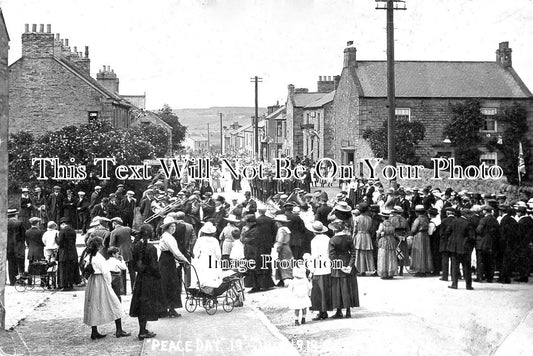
[
  {"x1": 376, "y1": 211, "x2": 398, "y2": 279},
  {"x1": 308, "y1": 221, "x2": 333, "y2": 320},
  {"x1": 159, "y1": 216, "x2": 189, "y2": 317},
  {"x1": 328, "y1": 219, "x2": 359, "y2": 318},
  {"x1": 130, "y1": 224, "x2": 165, "y2": 340},
  {"x1": 83, "y1": 237, "x2": 130, "y2": 339},
  {"x1": 352, "y1": 203, "x2": 375, "y2": 276},
  {"x1": 390, "y1": 206, "x2": 410, "y2": 276},
  {"x1": 191, "y1": 222, "x2": 223, "y2": 288},
  {"x1": 410, "y1": 205, "x2": 433, "y2": 276},
  {"x1": 273, "y1": 215, "x2": 294, "y2": 286}
]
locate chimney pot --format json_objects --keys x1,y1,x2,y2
[
  {"x1": 56, "y1": 33, "x2": 60, "y2": 40},
  {"x1": 73, "y1": 46, "x2": 77, "y2": 53},
  {"x1": 347, "y1": 41, "x2": 354, "y2": 46},
  {"x1": 47, "y1": 24, "x2": 51, "y2": 33},
  {"x1": 102, "y1": 65, "x2": 106, "y2": 72},
  {"x1": 65, "y1": 39, "x2": 69, "y2": 47},
  {"x1": 24, "y1": 24, "x2": 29, "y2": 32},
  {"x1": 85, "y1": 46, "x2": 89, "y2": 58},
  {"x1": 32, "y1": 24, "x2": 37, "y2": 32},
  {"x1": 40, "y1": 24, "x2": 44, "y2": 32}
]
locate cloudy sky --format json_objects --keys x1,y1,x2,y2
[{"x1": 1, "y1": 0, "x2": 532, "y2": 109}]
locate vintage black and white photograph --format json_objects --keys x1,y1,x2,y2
[{"x1": 0, "y1": 0, "x2": 532, "y2": 355}]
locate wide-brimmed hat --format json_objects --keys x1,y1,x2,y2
[
  {"x1": 335, "y1": 201, "x2": 351, "y2": 212},
  {"x1": 110, "y1": 217, "x2": 123, "y2": 224},
  {"x1": 200, "y1": 222, "x2": 217, "y2": 235},
  {"x1": 224, "y1": 214, "x2": 240, "y2": 223},
  {"x1": 414, "y1": 205, "x2": 426, "y2": 212},
  {"x1": 306, "y1": 221, "x2": 328, "y2": 233},
  {"x1": 160, "y1": 216, "x2": 178, "y2": 230},
  {"x1": 273, "y1": 214, "x2": 289, "y2": 223}
]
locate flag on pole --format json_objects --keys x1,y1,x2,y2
[{"x1": 518, "y1": 142, "x2": 526, "y2": 181}]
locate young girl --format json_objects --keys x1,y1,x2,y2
[
  {"x1": 107, "y1": 247, "x2": 127, "y2": 301},
  {"x1": 229, "y1": 229, "x2": 245, "y2": 307},
  {"x1": 289, "y1": 265, "x2": 312, "y2": 325}
]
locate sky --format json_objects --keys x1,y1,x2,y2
[{"x1": 1, "y1": 0, "x2": 533, "y2": 110}]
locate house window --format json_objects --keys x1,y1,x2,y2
[
  {"x1": 88, "y1": 111, "x2": 99, "y2": 121},
  {"x1": 395, "y1": 108, "x2": 410, "y2": 121},
  {"x1": 480, "y1": 108, "x2": 497, "y2": 132},
  {"x1": 277, "y1": 122, "x2": 283, "y2": 137},
  {"x1": 480, "y1": 152, "x2": 497, "y2": 166}
]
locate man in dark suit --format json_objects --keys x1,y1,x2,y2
[
  {"x1": 7, "y1": 209, "x2": 26, "y2": 285},
  {"x1": 315, "y1": 198, "x2": 332, "y2": 228},
  {"x1": 119, "y1": 190, "x2": 137, "y2": 228},
  {"x1": 19, "y1": 187, "x2": 33, "y2": 229},
  {"x1": 89, "y1": 185, "x2": 103, "y2": 211},
  {"x1": 47, "y1": 185, "x2": 64, "y2": 224},
  {"x1": 439, "y1": 208, "x2": 455, "y2": 281},
  {"x1": 514, "y1": 205, "x2": 533, "y2": 282},
  {"x1": 475, "y1": 205, "x2": 500, "y2": 283},
  {"x1": 76, "y1": 191, "x2": 90, "y2": 234},
  {"x1": 443, "y1": 208, "x2": 475, "y2": 290},
  {"x1": 91, "y1": 197, "x2": 109, "y2": 220},
  {"x1": 110, "y1": 217, "x2": 135, "y2": 294},
  {"x1": 243, "y1": 191, "x2": 257, "y2": 215},
  {"x1": 498, "y1": 205, "x2": 517, "y2": 284},
  {"x1": 25, "y1": 217, "x2": 45, "y2": 262},
  {"x1": 57, "y1": 217, "x2": 80, "y2": 291},
  {"x1": 172, "y1": 211, "x2": 197, "y2": 288}
]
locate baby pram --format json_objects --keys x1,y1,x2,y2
[
  {"x1": 15, "y1": 259, "x2": 57, "y2": 292},
  {"x1": 183, "y1": 264, "x2": 244, "y2": 315}
]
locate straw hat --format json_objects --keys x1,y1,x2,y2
[
  {"x1": 335, "y1": 201, "x2": 352, "y2": 212},
  {"x1": 224, "y1": 214, "x2": 240, "y2": 223},
  {"x1": 200, "y1": 222, "x2": 217, "y2": 235},
  {"x1": 414, "y1": 205, "x2": 426, "y2": 212},
  {"x1": 160, "y1": 216, "x2": 178, "y2": 230},
  {"x1": 273, "y1": 214, "x2": 290, "y2": 223},
  {"x1": 306, "y1": 221, "x2": 328, "y2": 233}
]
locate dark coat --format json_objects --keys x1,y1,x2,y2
[
  {"x1": 517, "y1": 215, "x2": 533, "y2": 247},
  {"x1": 76, "y1": 197, "x2": 90, "y2": 217},
  {"x1": 256, "y1": 214, "x2": 277, "y2": 248},
  {"x1": 90, "y1": 203, "x2": 109, "y2": 220},
  {"x1": 120, "y1": 197, "x2": 136, "y2": 219},
  {"x1": 285, "y1": 211, "x2": 307, "y2": 248},
  {"x1": 47, "y1": 193, "x2": 64, "y2": 223},
  {"x1": 475, "y1": 214, "x2": 500, "y2": 252},
  {"x1": 129, "y1": 241, "x2": 164, "y2": 320},
  {"x1": 110, "y1": 226, "x2": 134, "y2": 262},
  {"x1": 243, "y1": 198, "x2": 257, "y2": 215},
  {"x1": 499, "y1": 214, "x2": 518, "y2": 252},
  {"x1": 444, "y1": 217, "x2": 475, "y2": 254},
  {"x1": 439, "y1": 216, "x2": 454, "y2": 253},
  {"x1": 8, "y1": 218, "x2": 26, "y2": 259},
  {"x1": 25, "y1": 227, "x2": 45, "y2": 261},
  {"x1": 19, "y1": 196, "x2": 33, "y2": 219},
  {"x1": 329, "y1": 232, "x2": 357, "y2": 278},
  {"x1": 242, "y1": 224, "x2": 265, "y2": 266},
  {"x1": 315, "y1": 204, "x2": 333, "y2": 227},
  {"x1": 57, "y1": 226, "x2": 78, "y2": 262}
]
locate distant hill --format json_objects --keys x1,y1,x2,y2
[{"x1": 174, "y1": 106, "x2": 267, "y2": 144}]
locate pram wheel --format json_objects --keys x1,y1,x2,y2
[
  {"x1": 14, "y1": 278, "x2": 27, "y2": 292},
  {"x1": 204, "y1": 299, "x2": 217, "y2": 315},
  {"x1": 222, "y1": 296, "x2": 234, "y2": 312},
  {"x1": 185, "y1": 297, "x2": 197, "y2": 313}
]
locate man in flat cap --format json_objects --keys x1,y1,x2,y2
[
  {"x1": 89, "y1": 185, "x2": 103, "y2": 211},
  {"x1": 474, "y1": 205, "x2": 500, "y2": 283},
  {"x1": 47, "y1": 185, "x2": 64, "y2": 225},
  {"x1": 109, "y1": 217, "x2": 135, "y2": 294},
  {"x1": 7, "y1": 209, "x2": 26, "y2": 285},
  {"x1": 119, "y1": 190, "x2": 137, "y2": 228},
  {"x1": 498, "y1": 205, "x2": 517, "y2": 284},
  {"x1": 19, "y1": 187, "x2": 33, "y2": 229},
  {"x1": 76, "y1": 191, "x2": 90, "y2": 234}
]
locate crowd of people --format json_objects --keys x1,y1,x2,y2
[{"x1": 6, "y1": 158, "x2": 533, "y2": 339}]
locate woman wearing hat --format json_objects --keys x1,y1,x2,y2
[
  {"x1": 83, "y1": 237, "x2": 130, "y2": 340},
  {"x1": 307, "y1": 221, "x2": 333, "y2": 320},
  {"x1": 376, "y1": 211, "x2": 398, "y2": 279},
  {"x1": 328, "y1": 219, "x2": 359, "y2": 318},
  {"x1": 220, "y1": 215, "x2": 240, "y2": 260},
  {"x1": 159, "y1": 216, "x2": 189, "y2": 317},
  {"x1": 352, "y1": 203, "x2": 375, "y2": 276},
  {"x1": 410, "y1": 205, "x2": 433, "y2": 276},
  {"x1": 191, "y1": 222, "x2": 223, "y2": 288},
  {"x1": 130, "y1": 224, "x2": 164, "y2": 340},
  {"x1": 57, "y1": 217, "x2": 81, "y2": 291},
  {"x1": 390, "y1": 206, "x2": 410, "y2": 276},
  {"x1": 273, "y1": 214, "x2": 294, "y2": 287}
]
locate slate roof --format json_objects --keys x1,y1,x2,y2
[
  {"x1": 305, "y1": 91, "x2": 335, "y2": 108},
  {"x1": 265, "y1": 105, "x2": 285, "y2": 119},
  {"x1": 353, "y1": 61, "x2": 532, "y2": 98},
  {"x1": 293, "y1": 92, "x2": 328, "y2": 107}
]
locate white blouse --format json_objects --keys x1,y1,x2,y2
[
  {"x1": 42, "y1": 230, "x2": 59, "y2": 250},
  {"x1": 310, "y1": 234, "x2": 331, "y2": 275},
  {"x1": 159, "y1": 232, "x2": 187, "y2": 262}
]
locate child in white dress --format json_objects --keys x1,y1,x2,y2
[{"x1": 289, "y1": 265, "x2": 312, "y2": 325}]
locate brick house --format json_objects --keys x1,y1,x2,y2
[
  {"x1": 9, "y1": 24, "x2": 133, "y2": 136},
  {"x1": 285, "y1": 77, "x2": 337, "y2": 158},
  {"x1": 330, "y1": 41, "x2": 533, "y2": 167}
]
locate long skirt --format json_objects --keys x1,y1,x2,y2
[
  {"x1": 410, "y1": 232, "x2": 433, "y2": 273},
  {"x1": 130, "y1": 273, "x2": 165, "y2": 321},
  {"x1": 83, "y1": 274, "x2": 123, "y2": 326},
  {"x1": 331, "y1": 275, "x2": 359, "y2": 309},
  {"x1": 58, "y1": 260, "x2": 81, "y2": 287},
  {"x1": 397, "y1": 239, "x2": 410, "y2": 267},
  {"x1": 355, "y1": 250, "x2": 375, "y2": 274},
  {"x1": 310, "y1": 274, "x2": 333, "y2": 312},
  {"x1": 159, "y1": 251, "x2": 182, "y2": 309},
  {"x1": 377, "y1": 236, "x2": 398, "y2": 278}
]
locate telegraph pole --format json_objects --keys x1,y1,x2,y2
[
  {"x1": 250, "y1": 76, "x2": 263, "y2": 160},
  {"x1": 376, "y1": 0, "x2": 406, "y2": 169},
  {"x1": 207, "y1": 123, "x2": 210, "y2": 153},
  {"x1": 219, "y1": 112, "x2": 224, "y2": 155}
]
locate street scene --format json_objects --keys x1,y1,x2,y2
[{"x1": 1, "y1": 1, "x2": 533, "y2": 355}]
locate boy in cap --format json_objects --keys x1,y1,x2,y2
[{"x1": 76, "y1": 191, "x2": 90, "y2": 234}]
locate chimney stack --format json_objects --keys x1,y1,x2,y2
[
  {"x1": 317, "y1": 75, "x2": 336, "y2": 93},
  {"x1": 46, "y1": 24, "x2": 51, "y2": 33},
  {"x1": 496, "y1": 41, "x2": 512, "y2": 68},
  {"x1": 39, "y1": 24, "x2": 44, "y2": 32},
  {"x1": 288, "y1": 84, "x2": 295, "y2": 99},
  {"x1": 25, "y1": 24, "x2": 29, "y2": 32},
  {"x1": 85, "y1": 46, "x2": 89, "y2": 58},
  {"x1": 32, "y1": 24, "x2": 37, "y2": 32},
  {"x1": 97, "y1": 65, "x2": 120, "y2": 94},
  {"x1": 343, "y1": 41, "x2": 357, "y2": 69},
  {"x1": 22, "y1": 23, "x2": 56, "y2": 58}
]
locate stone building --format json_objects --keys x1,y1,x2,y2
[
  {"x1": 330, "y1": 41, "x2": 533, "y2": 167},
  {"x1": 9, "y1": 24, "x2": 133, "y2": 135},
  {"x1": 262, "y1": 102, "x2": 285, "y2": 161}
]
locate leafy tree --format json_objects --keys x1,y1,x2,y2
[
  {"x1": 363, "y1": 119, "x2": 426, "y2": 165},
  {"x1": 443, "y1": 100, "x2": 484, "y2": 166},
  {"x1": 158, "y1": 104, "x2": 187, "y2": 151}
]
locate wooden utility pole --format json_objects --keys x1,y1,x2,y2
[
  {"x1": 207, "y1": 123, "x2": 210, "y2": 153},
  {"x1": 376, "y1": 0, "x2": 406, "y2": 168},
  {"x1": 219, "y1": 112, "x2": 223, "y2": 155},
  {"x1": 250, "y1": 76, "x2": 263, "y2": 160}
]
